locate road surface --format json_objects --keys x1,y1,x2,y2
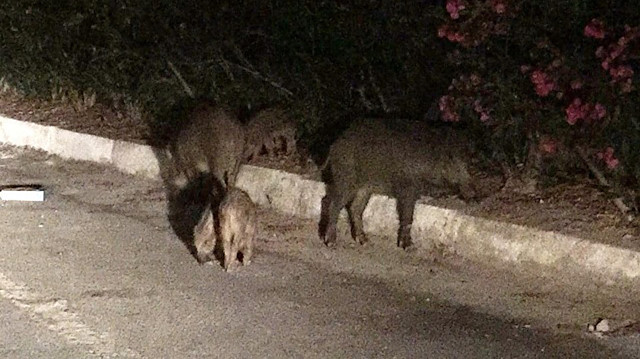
[{"x1": 1, "y1": 144, "x2": 639, "y2": 358}]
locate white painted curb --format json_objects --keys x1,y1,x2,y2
[{"x1": 1, "y1": 113, "x2": 639, "y2": 281}]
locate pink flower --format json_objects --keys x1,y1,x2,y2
[
  {"x1": 535, "y1": 83, "x2": 554, "y2": 97},
  {"x1": 565, "y1": 99, "x2": 607, "y2": 124},
  {"x1": 530, "y1": 70, "x2": 544, "y2": 83},
  {"x1": 608, "y1": 44, "x2": 624, "y2": 61},
  {"x1": 570, "y1": 79, "x2": 583, "y2": 89},
  {"x1": 473, "y1": 99, "x2": 483, "y2": 112},
  {"x1": 597, "y1": 147, "x2": 620, "y2": 170},
  {"x1": 447, "y1": 31, "x2": 465, "y2": 43},
  {"x1": 592, "y1": 103, "x2": 607, "y2": 119},
  {"x1": 617, "y1": 26, "x2": 639, "y2": 47},
  {"x1": 439, "y1": 95, "x2": 452, "y2": 110},
  {"x1": 472, "y1": 99, "x2": 491, "y2": 122},
  {"x1": 437, "y1": 25, "x2": 465, "y2": 43},
  {"x1": 439, "y1": 95, "x2": 460, "y2": 122},
  {"x1": 437, "y1": 25, "x2": 448, "y2": 38},
  {"x1": 618, "y1": 35, "x2": 629, "y2": 47},
  {"x1": 530, "y1": 70, "x2": 555, "y2": 97},
  {"x1": 538, "y1": 137, "x2": 558, "y2": 154},
  {"x1": 584, "y1": 19, "x2": 606, "y2": 39},
  {"x1": 491, "y1": 0, "x2": 506, "y2": 14},
  {"x1": 621, "y1": 78, "x2": 634, "y2": 93},
  {"x1": 520, "y1": 65, "x2": 532, "y2": 74},
  {"x1": 446, "y1": 0, "x2": 466, "y2": 20},
  {"x1": 565, "y1": 98, "x2": 584, "y2": 125},
  {"x1": 470, "y1": 73, "x2": 481, "y2": 86},
  {"x1": 610, "y1": 65, "x2": 634, "y2": 80}
]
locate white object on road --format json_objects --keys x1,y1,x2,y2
[{"x1": 0, "y1": 186, "x2": 45, "y2": 202}]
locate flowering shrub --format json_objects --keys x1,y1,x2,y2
[
  {"x1": 437, "y1": 0, "x2": 639, "y2": 182},
  {"x1": 564, "y1": 99, "x2": 607, "y2": 126},
  {"x1": 597, "y1": 147, "x2": 620, "y2": 170},
  {"x1": 584, "y1": 19, "x2": 606, "y2": 39},
  {"x1": 529, "y1": 70, "x2": 555, "y2": 97},
  {"x1": 446, "y1": 0, "x2": 466, "y2": 20}
]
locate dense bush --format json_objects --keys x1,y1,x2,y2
[
  {"x1": 0, "y1": 1, "x2": 448, "y2": 143},
  {"x1": 0, "y1": 0, "x2": 638, "y2": 191},
  {"x1": 437, "y1": 0, "x2": 640, "y2": 189}
]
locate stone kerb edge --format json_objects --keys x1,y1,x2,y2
[
  {"x1": 0, "y1": 115, "x2": 54, "y2": 152},
  {"x1": 2, "y1": 114, "x2": 640, "y2": 280}
]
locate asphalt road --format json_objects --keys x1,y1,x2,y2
[{"x1": 1, "y1": 144, "x2": 639, "y2": 358}]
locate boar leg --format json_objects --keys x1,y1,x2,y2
[
  {"x1": 242, "y1": 242, "x2": 253, "y2": 266},
  {"x1": 242, "y1": 226, "x2": 254, "y2": 266},
  {"x1": 323, "y1": 186, "x2": 354, "y2": 247},
  {"x1": 222, "y1": 229, "x2": 235, "y2": 271},
  {"x1": 229, "y1": 242, "x2": 241, "y2": 272},
  {"x1": 347, "y1": 188, "x2": 372, "y2": 245},
  {"x1": 396, "y1": 187, "x2": 418, "y2": 250},
  {"x1": 318, "y1": 194, "x2": 331, "y2": 239},
  {"x1": 223, "y1": 245, "x2": 235, "y2": 272},
  {"x1": 284, "y1": 136, "x2": 295, "y2": 156},
  {"x1": 264, "y1": 137, "x2": 276, "y2": 157},
  {"x1": 193, "y1": 207, "x2": 216, "y2": 263}
]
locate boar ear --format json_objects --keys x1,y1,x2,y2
[{"x1": 194, "y1": 206, "x2": 215, "y2": 239}]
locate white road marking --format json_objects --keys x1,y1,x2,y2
[{"x1": 0, "y1": 272, "x2": 142, "y2": 358}]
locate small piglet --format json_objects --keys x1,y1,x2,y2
[{"x1": 193, "y1": 187, "x2": 257, "y2": 272}]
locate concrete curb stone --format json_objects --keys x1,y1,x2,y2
[
  {"x1": 1, "y1": 114, "x2": 639, "y2": 281},
  {"x1": 50, "y1": 127, "x2": 114, "y2": 164},
  {"x1": 111, "y1": 140, "x2": 160, "y2": 178},
  {"x1": 0, "y1": 115, "x2": 54, "y2": 151}
]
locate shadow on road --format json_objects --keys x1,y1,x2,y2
[{"x1": 151, "y1": 144, "x2": 219, "y2": 263}]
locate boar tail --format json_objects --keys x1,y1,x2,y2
[{"x1": 317, "y1": 154, "x2": 331, "y2": 172}]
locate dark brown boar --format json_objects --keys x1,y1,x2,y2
[
  {"x1": 243, "y1": 107, "x2": 297, "y2": 161},
  {"x1": 169, "y1": 102, "x2": 246, "y2": 191},
  {"x1": 321, "y1": 118, "x2": 476, "y2": 250}
]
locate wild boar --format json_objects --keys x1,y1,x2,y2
[
  {"x1": 169, "y1": 102, "x2": 246, "y2": 192},
  {"x1": 218, "y1": 187, "x2": 257, "y2": 271},
  {"x1": 320, "y1": 118, "x2": 476, "y2": 250},
  {"x1": 243, "y1": 107, "x2": 297, "y2": 161},
  {"x1": 193, "y1": 187, "x2": 257, "y2": 271}
]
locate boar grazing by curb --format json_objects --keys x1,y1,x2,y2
[
  {"x1": 219, "y1": 187, "x2": 257, "y2": 271},
  {"x1": 320, "y1": 118, "x2": 477, "y2": 251},
  {"x1": 169, "y1": 102, "x2": 246, "y2": 192},
  {"x1": 193, "y1": 187, "x2": 257, "y2": 272},
  {"x1": 243, "y1": 107, "x2": 297, "y2": 161}
]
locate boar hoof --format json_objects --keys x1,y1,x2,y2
[
  {"x1": 355, "y1": 234, "x2": 369, "y2": 245},
  {"x1": 399, "y1": 238, "x2": 414, "y2": 251},
  {"x1": 196, "y1": 252, "x2": 211, "y2": 264},
  {"x1": 324, "y1": 240, "x2": 337, "y2": 248},
  {"x1": 224, "y1": 259, "x2": 234, "y2": 272},
  {"x1": 403, "y1": 244, "x2": 417, "y2": 253}
]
